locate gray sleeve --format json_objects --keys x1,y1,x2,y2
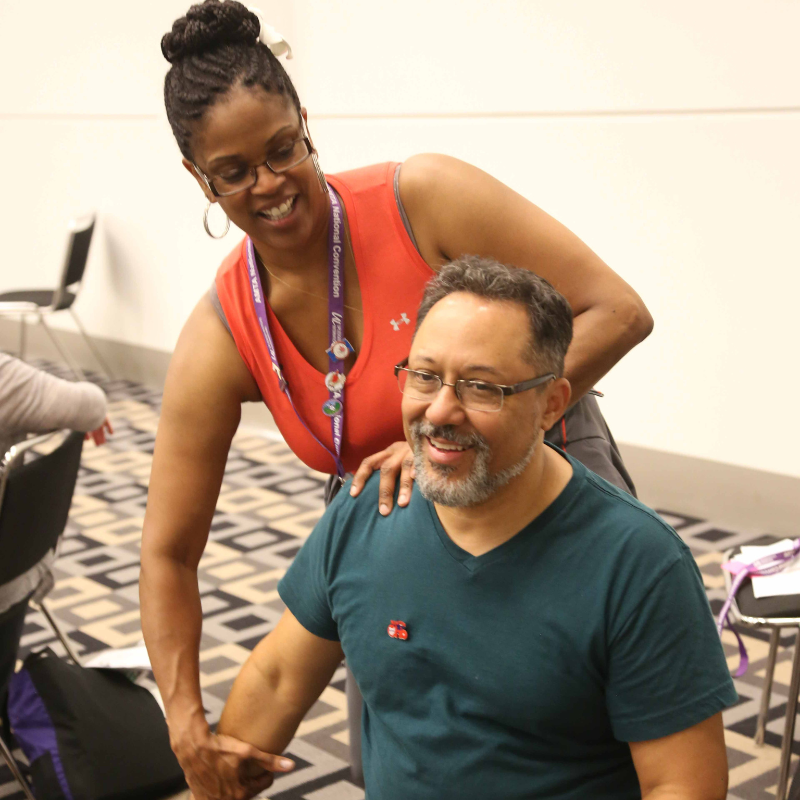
[
  {"x1": 209, "y1": 280, "x2": 232, "y2": 337},
  {"x1": 0, "y1": 353, "x2": 107, "y2": 438}
]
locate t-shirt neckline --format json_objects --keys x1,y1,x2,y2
[{"x1": 424, "y1": 443, "x2": 586, "y2": 574}]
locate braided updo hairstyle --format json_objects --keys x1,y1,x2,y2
[{"x1": 162, "y1": 0, "x2": 301, "y2": 160}]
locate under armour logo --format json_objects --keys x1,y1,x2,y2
[{"x1": 390, "y1": 313, "x2": 410, "y2": 331}]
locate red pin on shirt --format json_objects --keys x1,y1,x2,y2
[{"x1": 387, "y1": 620, "x2": 408, "y2": 640}]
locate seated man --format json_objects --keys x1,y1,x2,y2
[{"x1": 215, "y1": 257, "x2": 736, "y2": 800}]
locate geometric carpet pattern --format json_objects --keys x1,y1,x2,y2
[{"x1": 0, "y1": 363, "x2": 797, "y2": 799}]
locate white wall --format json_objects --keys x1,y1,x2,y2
[{"x1": 1, "y1": 1, "x2": 798, "y2": 477}]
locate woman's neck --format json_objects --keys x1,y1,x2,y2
[
  {"x1": 253, "y1": 191, "x2": 333, "y2": 279},
  {"x1": 253, "y1": 230, "x2": 327, "y2": 280}
]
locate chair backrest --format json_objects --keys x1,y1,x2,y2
[
  {"x1": 53, "y1": 215, "x2": 96, "y2": 311},
  {"x1": 0, "y1": 431, "x2": 84, "y2": 585}
]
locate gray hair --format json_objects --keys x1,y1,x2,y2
[{"x1": 415, "y1": 255, "x2": 573, "y2": 376}]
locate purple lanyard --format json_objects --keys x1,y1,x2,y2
[
  {"x1": 245, "y1": 187, "x2": 347, "y2": 478},
  {"x1": 717, "y1": 539, "x2": 800, "y2": 676}
]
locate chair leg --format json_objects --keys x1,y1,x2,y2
[
  {"x1": 69, "y1": 308, "x2": 114, "y2": 379},
  {"x1": 755, "y1": 627, "x2": 782, "y2": 746},
  {"x1": 346, "y1": 665, "x2": 364, "y2": 786},
  {"x1": 37, "y1": 313, "x2": 85, "y2": 381},
  {"x1": 0, "y1": 731, "x2": 36, "y2": 800},
  {"x1": 35, "y1": 600, "x2": 81, "y2": 667},
  {"x1": 776, "y1": 629, "x2": 800, "y2": 800}
]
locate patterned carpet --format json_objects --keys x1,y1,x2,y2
[{"x1": 1, "y1": 362, "x2": 798, "y2": 799}]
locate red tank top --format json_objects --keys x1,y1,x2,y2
[{"x1": 215, "y1": 162, "x2": 435, "y2": 474}]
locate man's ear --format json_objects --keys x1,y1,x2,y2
[
  {"x1": 182, "y1": 158, "x2": 216, "y2": 203},
  {"x1": 541, "y1": 378, "x2": 572, "y2": 432}
]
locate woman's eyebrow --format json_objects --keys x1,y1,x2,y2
[{"x1": 207, "y1": 125, "x2": 296, "y2": 168}]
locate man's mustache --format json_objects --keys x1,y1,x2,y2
[{"x1": 409, "y1": 420, "x2": 487, "y2": 450}]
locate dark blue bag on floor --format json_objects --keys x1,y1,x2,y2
[{"x1": 7, "y1": 648, "x2": 186, "y2": 800}]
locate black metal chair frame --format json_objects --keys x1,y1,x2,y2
[
  {"x1": 0, "y1": 430, "x2": 84, "y2": 800},
  {"x1": 723, "y1": 547, "x2": 800, "y2": 800},
  {"x1": 0, "y1": 214, "x2": 113, "y2": 380}
]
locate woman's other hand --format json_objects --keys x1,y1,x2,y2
[{"x1": 350, "y1": 440, "x2": 415, "y2": 515}]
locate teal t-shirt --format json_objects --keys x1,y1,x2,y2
[{"x1": 278, "y1": 448, "x2": 736, "y2": 800}]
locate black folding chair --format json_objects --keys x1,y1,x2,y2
[
  {"x1": 0, "y1": 429, "x2": 84, "y2": 799},
  {"x1": 0, "y1": 214, "x2": 113, "y2": 379}
]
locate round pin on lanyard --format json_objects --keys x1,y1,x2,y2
[
  {"x1": 322, "y1": 398, "x2": 343, "y2": 417},
  {"x1": 327, "y1": 340, "x2": 353, "y2": 361},
  {"x1": 325, "y1": 371, "x2": 346, "y2": 393}
]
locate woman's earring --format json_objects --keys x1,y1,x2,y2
[
  {"x1": 203, "y1": 201, "x2": 230, "y2": 239},
  {"x1": 311, "y1": 151, "x2": 328, "y2": 193}
]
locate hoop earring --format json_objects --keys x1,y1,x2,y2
[
  {"x1": 311, "y1": 152, "x2": 328, "y2": 193},
  {"x1": 203, "y1": 201, "x2": 230, "y2": 239}
]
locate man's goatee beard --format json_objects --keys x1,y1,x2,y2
[{"x1": 409, "y1": 420, "x2": 537, "y2": 507}]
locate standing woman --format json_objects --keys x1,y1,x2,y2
[{"x1": 140, "y1": 1, "x2": 652, "y2": 797}]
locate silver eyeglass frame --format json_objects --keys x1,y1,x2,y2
[{"x1": 394, "y1": 358, "x2": 556, "y2": 413}]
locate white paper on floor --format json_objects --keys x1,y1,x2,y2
[{"x1": 83, "y1": 643, "x2": 151, "y2": 670}]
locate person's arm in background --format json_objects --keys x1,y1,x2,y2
[
  {"x1": 0, "y1": 353, "x2": 108, "y2": 444},
  {"x1": 140, "y1": 295, "x2": 272, "y2": 800}
]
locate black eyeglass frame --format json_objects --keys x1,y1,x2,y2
[
  {"x1": 394, "y1": 358, "x2": 556, "y2": 412},
  {"x1": 193, "y1": 134, "x2": 315, "y2": 198}
]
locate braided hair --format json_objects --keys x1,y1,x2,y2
[{"x1": 162, "y1": 0, "x2": 301, "y2": 160}]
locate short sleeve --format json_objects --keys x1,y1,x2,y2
[
  {"x1": 277, "y1": 502, "x2": 341, "y2": 642},
  {"x1": 606, "y1": 550, "x2": 738, "y2": 742}
]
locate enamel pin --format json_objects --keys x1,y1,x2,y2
[
  {"x1": 325, "y1": 371, "x2": 346, "y2": 392},
  {"x1": 322, "y1": 398, "x2": 343, "y2": 417},
  {"x1": 387, "y1": 620, "x2": 408, "y2": 641},
  {"x1": 327, "y1": 339, "x2": 354, "y2": 361}
]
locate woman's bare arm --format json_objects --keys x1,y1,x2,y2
[
  {"x1": 399, "y1": 153, "x2": 654, "y2": 403},
  {"x1": 140, "y1": 294, "x2": 262, "y2": 798}
]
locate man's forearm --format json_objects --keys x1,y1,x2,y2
[
  {"x1": 217, "y1": 649, "x2": 309, "y2": 755},
  {"x1": 218, "y1": 614, "x2": 344, "y2": 755}
]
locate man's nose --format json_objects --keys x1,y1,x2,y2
[{"x1": 424, "y1": 384, "x2": 466, "y2": 427}]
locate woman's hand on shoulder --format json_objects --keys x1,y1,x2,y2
[{"x1": 349, "y1": 440, "x2": 415, "y2": 516}]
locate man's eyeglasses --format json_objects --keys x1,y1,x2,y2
[
  {"x1": 193, "y1": 136, "x2": 314, "y2": 198},
  {"x1": 394, "y1": 359, "x2": 555, "y2": 413}
]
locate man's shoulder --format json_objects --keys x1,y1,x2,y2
[
  {"x1": 314, "y1": 472, "x2": 386, "y2": 541},
  {"x1": 569, "y1": 461, "x2": 690, "y2": 566},
  {"x1": 318, "y1": 472, "x2": 431, "y2": 544}
]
